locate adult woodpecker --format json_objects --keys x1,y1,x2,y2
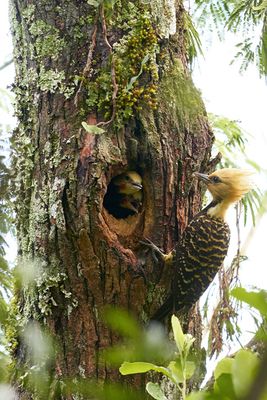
[
  {"x1": 144, "y1": 168, "x2": 253, "y2": 320},
  {"x1": 103, "y1": 171, "x2": 143, "y2": 218}
]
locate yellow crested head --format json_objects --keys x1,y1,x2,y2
[
  {"x1": 194, "y1": 168, "x2": 254, "y2": 219},
  {"x1": 112, "y1": 171, "x2": 143, "y2": 195},
  {"x1": 208, "y1": 168, "x2": 253, "y2": 202}
]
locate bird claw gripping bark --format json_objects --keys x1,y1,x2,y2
[{"x1": 140, "y1": 238, "x2": 174, "y2": 264}]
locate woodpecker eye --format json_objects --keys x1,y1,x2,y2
[
  {"x1": 124, "y1": 175, "x2": 130, "y2": 181},
  {"x1": 211, "y1": 176, "x2": 221, "y2": 184}
]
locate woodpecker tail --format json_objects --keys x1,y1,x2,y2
[{"x1": 151, "y1": 295, "x2": 174, "y2": 321}]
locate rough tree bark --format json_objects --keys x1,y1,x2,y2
[{"x1": 10, "y1": 0, "x2": 216, "y2": 397}]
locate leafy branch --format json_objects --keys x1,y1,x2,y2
[
  {"x1": 209, "y1": 113, "x2": 262, "y2": 225},
  {"x1": 193, "y1": 0, "x2": 267, "y2": 75}
]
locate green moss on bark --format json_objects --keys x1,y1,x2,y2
[
  {"x1": 159, "y1": 60, "x2": 207, "y2": 133},
  {"x1": 83, "y1": 6, "x2": 160, "y2": 126}
]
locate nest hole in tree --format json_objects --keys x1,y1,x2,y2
[{"x1": 103, "y1": 170, "x2": 143, "y2": 220}]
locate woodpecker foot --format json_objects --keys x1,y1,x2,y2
[{"x1": 140, "y1": 238, "x2": 174, "y2": 264}]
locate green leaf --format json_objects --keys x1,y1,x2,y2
[
  {"x1": 146, "y1": 382, "x2": 167, "y2": 400},
  {"x1": 87, "y1": 0, "x2": 101, "y2": 7},
  {"x1": 214, "y1": 357, "x2": 234, "y2": 380},
  {"x1": 171, "y1": 315, "x2": 185, "y2": 354},
  {"x1": 126, "y1": 53, "x2": 150, "y2": 91},
  {"x1": 215, "y1": 373, "x2": 237, "y2": 399},
  {"x1": 81, "y1": 122, "x2": 105, "y2": 135},
  {"x1": 168, "y1": 360, "x2": 183, "y2": 383},
  {"x1": 231, "y1": 287, "x2": 267, "y2": 317},
  {"x1": 120, "y1": 361, "x2": 154, "y2": 375},
  {"x1": 102, "y1": 307, "x2": 141, "y2": 339},
  {"x1": 185, "y1": 360, "x2": 196, "y2": 379},
  {"x1": 0, "y1": 297, "x2": 8, "y2": 325},
  {"x1": 103, "y1": 345, "x2": 137, "y2": 366},
  {"x1": 232, "y1": 350, "x2": 259, "y2": 398},
  {"x1": 119, "y1": 362, "x2": 171, "y2": 379},
  {"x1": 0, "y1": 353, "x2": 10, "y2": 382},
  {"x1": 169, "y1": 358, "x2": 195, "y2": 382},
  {"x1": 186, "y1": 393, "x2": 208, "y2": 400},
  {"x1": 253, "y1": 0, "x2": 267, "y2": 11},
  {"x1": 184, "y1": 10, "x2": 203, "y2": 63},
  {"x1": 184, "y1": 333, "x2": 195, "y2": 354}
]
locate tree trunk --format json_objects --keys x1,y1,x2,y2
[{"x1": 10, "y1": 0, "x2": 215, "y2": 397}]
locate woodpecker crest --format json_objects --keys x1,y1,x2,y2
[{"x1": 194, "y1": 168, "x2": 254, "y2": 220}]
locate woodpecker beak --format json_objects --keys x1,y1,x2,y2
[
  {"x1": 128, "y1": 203, "x2": 139, "y2": 213},
  {"x1": 193, "y1": 172, "x2": 210, "y2": 184},
  {"x1": 132, "y1": 183, "x2": 143, "y2": 190}
]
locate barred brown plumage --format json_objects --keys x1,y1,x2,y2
[{"x1": 145, "y1": 168, "x2": 254, "y2": 321}]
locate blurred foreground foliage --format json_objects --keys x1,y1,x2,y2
[
  {"x1": 0, "y1": 289, "x2": 265, "y2": 399},
  {"x1": 118, "y1": 289, "x2": 267, "y2": 400}
]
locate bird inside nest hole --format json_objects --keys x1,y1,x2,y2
[{"x1": 103, "y1": 171, "x2": 143, "y2": 219}]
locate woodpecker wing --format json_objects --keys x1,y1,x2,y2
[
  {"x1": 173, "y1": 213, "x2": 230, "y2": 307},
  {"x1": 152, "y1": 211, "x2": 230, "y2": 320}
]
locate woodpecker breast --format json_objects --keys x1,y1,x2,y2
[{"x1": 173, "y1": 212, "x2": 230, "y2": 308}]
